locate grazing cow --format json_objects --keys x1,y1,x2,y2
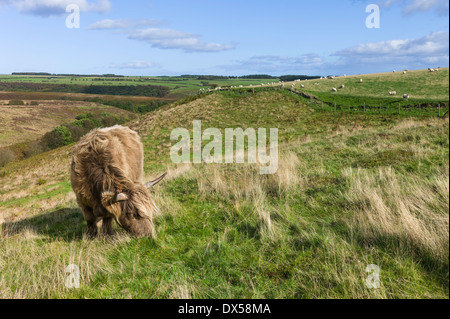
[{"x1": 71, "y1": 125, "x2": 166, "y2": 238}]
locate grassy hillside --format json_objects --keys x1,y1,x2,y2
[
  {"x1": 0, "y1": 100, "x2": 135, "y2": 148},
  {"x1": 289, "y1": 68, "x2": 449, "y2": 108},
  {"x1": 0, "y1": 88, "x2": 448, "y2": 298}
]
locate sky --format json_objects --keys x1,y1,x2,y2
[{"x1": 0, "y1": 0, "x2": 448, "y2": 76}]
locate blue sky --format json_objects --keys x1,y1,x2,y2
[{"x1": 0, "y1": 0, "x2": 448, "y2": 76}]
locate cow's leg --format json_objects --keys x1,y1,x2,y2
[
  {"x1": 101, "y1": 216, "x2": 113, "y2": 237},
  {"x1": 79, "y1": 203, "x2": 98, "y2": 238}
]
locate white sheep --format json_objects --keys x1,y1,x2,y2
[
  {"x1": 340, "y1": 85, "x2": 345, "y2": 89},
  {"x1": 332, "y1": 88, "x2": 337, "y2": 92},
  {"x1": 359, "y1": 79, "x2": 363, "y2": 83},
  {"x1": 389, "y1": 91, "x2": 397, "y2": 95},
  {"x1": 403, "y1": 94, "x2": 410, "y2": 99}
]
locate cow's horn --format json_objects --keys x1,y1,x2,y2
[
  {"x1": 145, "y1": 172, "x2": 167, "y2": 188},
  {"x1": 115, "y1": 193, "x2": 128, "y2": 201}
]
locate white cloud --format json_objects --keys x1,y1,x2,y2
[
  {"x1": 330, "y1": 31, "x2": 449, "y2": 72},
  {"x1": 221, "y1": 54, "x2": 325, "y2": 74},
  {"x1": 333, "y1": 31, "x2": 449, "y2": 59},
  {"x1": 378, "y1": 0, "x2": 449, "y2": 15},
  {"x1": 88, "y1": 18, "x2": 165, "y2": 30},
  {"x1": 89, "y1": 19, "x2": 129, "y2": 30},
  {"x1": 219, "y1": 32, "x2": 449, "y2": 75},
  {"x1": 0, "y1": 0, "x2": 111, "y2": 16},
  {"x1": 109, "y1": 61, "x2": 160, "y2": 69},
  {"x1": 128, "y1": 28, "x2": 234, "y2": 52}
]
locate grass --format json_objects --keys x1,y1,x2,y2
[
  {"x1": 0, "y1": 75, "x2": 279, "y2": 99},
  {"x1": 289, "y1": 68, "x2": 449, "y2": 109},
  {"x1": 0, "y1": 86, "x2": 448, "y2": 298}
]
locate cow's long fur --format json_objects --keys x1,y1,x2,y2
[{"x1": 71, "y1": 125, "x2": 156, "y2": 237}]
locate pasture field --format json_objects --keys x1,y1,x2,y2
[
  {"x1": 0, "y1": 91, "x2": 174, "y2": 103},
  {"x1": 0, "y1": 88, "x2": 448, "y2": 298},
  {"x1": 289, "y1": 68, "x2": 449, "y2": 108},
  {"x1": 0, "y1": 75, "x2": 279, "y2": 98}
]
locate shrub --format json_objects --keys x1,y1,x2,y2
[
  {"x1": 24, "y1": 140, "x2": 45, "y2": 158},
  {"x1": 66, "y1": 124, "x2": 88, "y2": 142},
  {"x1": 0, "y1": 148, "x2": 15, "y2": 167},
  {"x1": 42, "y1": 126, "x2": 73, "y2": 149},
  {"x1": 8, "y1": 99, "x2": 25, "y2": 105},
  {"x1": 30, "y1": 101, "x2": 39, "y2": 106},
  {"x1": 102, "y1": 115, "x2": 118, "y2": 127}
]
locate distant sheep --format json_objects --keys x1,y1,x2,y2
[
  {"x1": 429, "y1": 68, "x2": 435, "y2": 72},
  {"x1": 331, "y1": 88, "x2": 337, "y2": 92},
  {"x1": 403, "y1": 71, "x2": 407, "y2": 74},
  {"x1": 403, "y1": 94, "x2": 410, "y2": 99},
  {"x1": 300, "y1": 84, "x2": 305, "y2": 88},
  {"x1": 340, "y1": 85, "x2": 345, "y2": 89},
  {"x1": 389, "y1": 91, "x2": 397, "y2": 95},
  {"x1": 359, "y1": 79, "x2": 363, "y2": 83}
]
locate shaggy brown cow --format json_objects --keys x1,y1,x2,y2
[{"x1": 70, "y1": 125, "x2": 166, "y2": 238}]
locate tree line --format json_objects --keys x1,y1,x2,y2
[
  {"x1": 12, "y1": 72, "x2": 124, "y2": 77},
  {"x1": 0, "y1": 82, "x2": 170, "y2": 97}
]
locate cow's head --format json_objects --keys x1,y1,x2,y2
[{"x1": 101, "y1": 173, "x2": 167, "y2": 237}]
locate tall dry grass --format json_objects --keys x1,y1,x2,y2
[
  {"x1": 0, "y1": 222, "x2": 131, "y2": 298},
  {"x1": 342, "y1": 165, "x2": 449, "y2": 270}
]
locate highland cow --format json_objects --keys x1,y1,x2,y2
[{"x1": 70, "y1": 125, "x2": 166, "y2": 238}]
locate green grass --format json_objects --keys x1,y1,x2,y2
[
  {"x1": 0, "y1": 75, "x2": 279, "y2": 98},
  {"x1": 290, "y1": 68, "x2": 449, "y2": 109},
  {"x1": 0, "y1": 87, "x2": 448, "y2": 298}
]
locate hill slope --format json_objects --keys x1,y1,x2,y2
[
  {"x1": 0, "y1": 89, "x2": 448, "y2": 298},
  {"x1": 293, "y1": 68, "x2": 449, "y2": 101},
  {"x1": 0, "y1": 100, "x2": 135, "y2": 148}
]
